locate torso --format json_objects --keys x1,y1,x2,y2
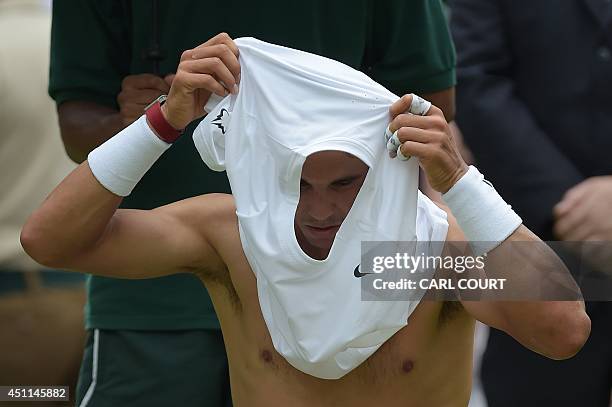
[{"x1": 198, "y1": 194, "x2": 475, "y2": 407}]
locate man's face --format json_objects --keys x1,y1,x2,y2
[{"x1": 295, "y1": 151, "x2": 368, "y2": 260}]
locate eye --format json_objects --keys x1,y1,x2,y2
[
  {"x1": 333, "y1": 178, "x2": 355, "y2": 187},
  {"x1": 300, "y1": 180, "x2": 311, "y2": 189}
]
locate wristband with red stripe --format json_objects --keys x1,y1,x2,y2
[{"x1": 145, "y1": 95, "x2": 183, "y2": 143}]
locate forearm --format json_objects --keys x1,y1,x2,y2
[
  {"x1": 478, "y1": 225, "x2": 589, "y2": 359},
  {"x1": 444, "y1": 221, "x2": 590, "y2": 359},
  {"x1": 58, "y1": 101, "x2": 125, "y2": 163},
  {"x1": 22, "y1": 115, "x2": 169, "y2": 268},
  {"x1": 441, "y1": 166, "x2": 590, "y2": 359}
]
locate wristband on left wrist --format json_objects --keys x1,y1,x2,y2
[{"x1": 442, "y1": 165, "x2": 522, "y2": 255}]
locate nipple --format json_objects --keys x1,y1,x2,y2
[
  {"x1": 261, "y1": 349, "x2": 274, "y2": 363},
  {"x1": 402, "y1": 359, "x2": 414, "y2": 374}
]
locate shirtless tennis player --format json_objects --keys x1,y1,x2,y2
[{"x1": 22, "y1": 34, "x2": 590, "y2": 406}]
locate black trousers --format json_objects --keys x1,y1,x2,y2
[{"x1": 481, "y1": 302, "x2": 612, "y2": 407}]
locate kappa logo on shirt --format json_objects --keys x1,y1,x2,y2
[{"x1": 211, "y1": 108, "x2": 229, "y2": 134}]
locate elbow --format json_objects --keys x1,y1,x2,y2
[
  {"x1": 66, "y1": 148, "x2": 87, "y2": 165},
  {"x1": 20, "y1": 221, "x2": 68, "y2": 269},
  {"x1": 60, "y1": 134, "x2": 88, "y2": 164},
  {"x1": 537, "y1": 307, "x2": 591, "y2": 360}
]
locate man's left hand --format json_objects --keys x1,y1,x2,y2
[{"x1": 388, "y1": 94, "x2": 468, "y2": 193}]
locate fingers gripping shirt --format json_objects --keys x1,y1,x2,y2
[{"x1": 193, "y1": 38, "x2": 449, "y2": 379}]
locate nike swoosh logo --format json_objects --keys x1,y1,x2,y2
[{"x1": 354, "y1": 264, "x2": 373, "y2": 278}]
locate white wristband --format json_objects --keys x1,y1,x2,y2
[
  {"x1": 87, "y1": 115, "x2": 171, "y2": 196},
  {"x1": 442, "y1": 165, "x2": 522, "y2": 255}
]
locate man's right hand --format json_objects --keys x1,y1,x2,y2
[
  {"x1": 117, "y1": 73, "x2": 172, "y2": 126},
  {"x1": 162, "y1": 33, "x2": 241, "y2": 131},
  {"x1": 388, "y1": 95, "x2": 468, "y2": 194}
]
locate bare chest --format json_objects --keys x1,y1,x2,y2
[
  {"x1": 205, "y1": 233, "x2": 474, "y2": 406},
  {"x1": 225, "y1": 296, "x2": 474, "y2": 407}
]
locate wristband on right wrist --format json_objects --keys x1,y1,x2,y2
[
  {"x1": 441, "y1": 165, "x2": 522, "y2": 256},
  {"x1": 87, "y1": 115, "x2": 171, "y2": 197},
  {"x1": 145, "y1": 95, "x2": 183, "y2": 143}
]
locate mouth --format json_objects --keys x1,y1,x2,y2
[{"x1": 305, "y1": 224, "x2": 341, "y2": 238}]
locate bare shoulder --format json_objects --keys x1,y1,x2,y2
[
  {"x1": 157, "y1": 193, "x2": 237, "y2": 276},
  {"x1": 173, "y1": 194, "x2": 249, "y2": 311}
]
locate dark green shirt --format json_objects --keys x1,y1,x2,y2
[{"x1": 49, "y1": 0, "x2": 455, "y2": 330}]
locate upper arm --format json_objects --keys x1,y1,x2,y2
[{"x1": 66, "y1": 194, "x2": 229, "y2": 280}]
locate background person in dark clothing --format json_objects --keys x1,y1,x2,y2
[
  {"x1": 49, "y1": 1, "x2": 456, "y2": 405},
  {"x1": 450, "y1": 0, "x2": 612, "y2": 405}
]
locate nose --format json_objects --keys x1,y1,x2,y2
[{"x1": 307, "y1": 190, "x2": 335, "y2": 222}]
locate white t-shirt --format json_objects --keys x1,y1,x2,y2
[{"x1": 194, "y1": 38, "x2": 448, "y2": 379}]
